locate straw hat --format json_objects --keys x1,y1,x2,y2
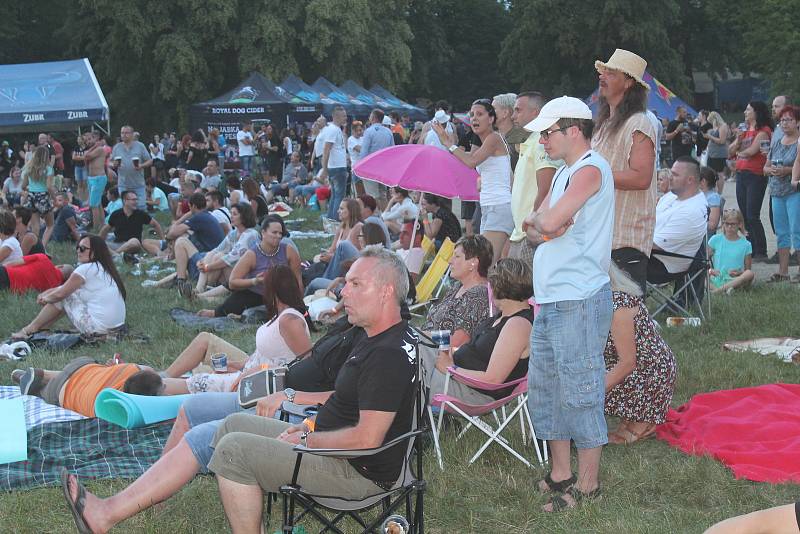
[{"x1": 594, "y1": 49, "x2": 649, "y2": 90}]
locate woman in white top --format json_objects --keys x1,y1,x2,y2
[
  {"x1": 434, "y1": 99, "x2": 513, "y2": 263},
  {"x1": 3, "y1": 167, "x2": 24, "y2": 207},
  {"x1": 0, "y1": 210, "x2": 23, "y2": 266},
  {"x1": 347, "y1": 121, "x2": 364, "y2": 167},
  {"x1": 12, "y1": 234, "x2": 126, "y2": 339},
  {"x1": 160, "y1": 264, "x2": 312, "y2": 394},
  {"x1": 381, "y1": 187, "x2": 419, "y2": 235}
]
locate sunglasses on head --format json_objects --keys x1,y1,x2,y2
[
  {"x1": 472, "y1": 98, "x2": 492, "y2": 106},
  {"x1": 76, "y1": 245, "x2": 90, "y2": 253}
]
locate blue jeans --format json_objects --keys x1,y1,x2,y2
[
  {"x1": 183, "y1": 392, "x2": 245, "y2": 473},
  {"x1": 323, "y1": 240, "x2": 358, "y2": 279},
  {"x1": 326, "y1": 167, "x2": 347, "y2": 221},
  {"x1": 240, "y1": 155, "x2": 253, "y2": 176},
  {"x1": 74, "y1": 166, "x2": 87, "y2": 183},
  {"x1": 118, "y1": 184, "x2": 146, "y2": 210},
  {"x1": 528, "y1": 284, "x2": 613, "y2": 449},
  {"x1": 735, "y1": 171, "x2": 768, "y2": 256},
  {"x1": 771, "y1": 192, "x2": 800, "y2": 250}
]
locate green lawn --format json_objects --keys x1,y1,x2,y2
[{"x1": 0, "y1": 208, "x2": 798, "y2": 533}]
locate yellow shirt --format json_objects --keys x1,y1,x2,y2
[{"x1": 509, "y1": 132, "x2": 561, "y2": 242}]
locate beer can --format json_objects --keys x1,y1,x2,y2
[{"x1": 666, "y1": 317, "x2": 701, "y2": 327}]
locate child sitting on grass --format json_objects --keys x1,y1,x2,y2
[{"x1": 708, "y1": 208, "x2": 755, "y2": 294}]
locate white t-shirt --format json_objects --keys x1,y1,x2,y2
[
  {"x1": 396, "y1": 247, "x2": 424, "y2": 276},
  {"x1": 211, "y1": 207, "x2": 232, "y2": 227},
  {"x1": 312, "y1": 135, "x2": 325, "y2": 160},
  {"x1": 71, "y1": 262, "x2": 126, "y2": 331},
  {"x1": 653, "y1": 191, "x2": 708, "y2": 273},
  {"x1": 318, "y1": 124, "x2": 347, "y2": 169},
  {"x1": 348, "y1": 135, "x2": 364, "y2": 164},
  {"x1": 0, "y1": 236, "x2": 23, "y2": 265},
  {"x1": 424, "y1": 121, "x2": 455, "y2": 150},
  {"x1": 382, "y1": 197, "x2": 419, "y2": 223},
  {"x1": 236, "y1": 130, "x2": 255, "y2": 157},
  {"x1": 149, "y1": 142, "x2": 165, "y2": 160}
]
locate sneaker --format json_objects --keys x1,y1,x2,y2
[
  {"x1": 19, "y1": 367, "x2": 44, "y2": 396},
  {"x1": 123, "y1": 252, "x2": 140, "y2": 265},
  {"x1": 177, "y1": 279, "x2": 195, "y2": 300}
]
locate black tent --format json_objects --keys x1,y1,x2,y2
[
  {"x1": 0, "y1": 58, "x2": 109, "y2": 134},
  {"x1": 338, "y1": 80, "x2": 395, "y2": 114},
  {"x1": 369, "y1": 84, "x2": 427, "y2": 120},
  {"x1": 189, "y1": 72, "x2": 292, "y2": 138},
  {"x1": 278, "y1": 74, "x2": 336, "y2": 117},
  {"x1": 311, "y1": 77, "x2": 371, "y2": 118}
]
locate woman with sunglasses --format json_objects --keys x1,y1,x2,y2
[
  {"x1": 11, "y1": 234, "x2": 126, "y2": 339},
  {"x1": 433, "y1": 98, "x2": 513, "y2": 264}
]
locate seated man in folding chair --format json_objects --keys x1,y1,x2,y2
[
  {"x1": 208, "y1": 247, "x2": 418, "y2": 532},
  {"x1": 646, "y1": 156, "x2": 708, "y2": 294}
]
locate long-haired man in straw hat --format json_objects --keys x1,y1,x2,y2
[{"x1": 591, "y1": 49, "x2": 657, "y2": 293}]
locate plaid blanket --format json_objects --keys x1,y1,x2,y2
[
  {"x1": 0, "y1": 417, "x2": 172, "y2": 490},
  {"x1": 0, "y1": 386, "x2": 85, "y2": 429}
]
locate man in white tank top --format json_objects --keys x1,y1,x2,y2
[{"x1": 522, "y1": 96, "x2": 615, "y2": 512}]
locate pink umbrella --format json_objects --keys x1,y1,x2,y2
[{"x1": 353, "y1": 144, "x2": 479, "y2": 201}]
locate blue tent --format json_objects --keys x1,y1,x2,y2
[
  {"x1": 311, "y1": 77, "x2": 371, "y2": 118},
  {"x1": 586, "y1": 71, "x2": 697, "y2": 120},
  {"x1": 369, "y1": 84, "x2": 427, "y2": 120},
  {"x1": 338, "y1": 80, "x2": 394, "y2": 113},
  {"x1": 0, "y1": 58, "x2": 109, "y2": 133}
]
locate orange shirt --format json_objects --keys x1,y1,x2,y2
[{"x1": 63, "y1": 363, "x2": 140, "y2": 417}]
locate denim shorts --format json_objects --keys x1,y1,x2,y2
[
  {"x1": 528, "y1": 284, "x2": 613, "y2": 449},
  {"x1": 480, "y1": 203, "x2": 514, "y2": 235},
  {"x1": 183, "y1": 392, "x2": 248, "y2": 473}
]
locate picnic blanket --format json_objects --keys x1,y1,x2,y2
[
  {"x1": 0, "y1": 417, "x2": 172, "y2": 490},
  {"x1": 656, "y1": 383, "x2": 800, "y2": 483},
  {"x1": 0, "y1": 386, "x2": 85, "y2": 429},
  {"x1": 723, "y1": 337, "x2": 800, "y2": 363},
  {"x1": 170, "y1": 307, "x2": 264, "y2": 331}
]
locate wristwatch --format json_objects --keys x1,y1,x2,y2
[
  {"x1": 300, "y1": 430, "x2": 311, "y2": 446},
  {"x1": 448, "y1": 144, "x2": 459, "y2": 153},
  {"x1": 283, "y1": 388, "x2": 296, "y2": 403}
]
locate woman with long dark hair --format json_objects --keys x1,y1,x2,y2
[
  {"x1": 11, "y1": 234, "x2": 126, "y2": 338},
  {"x1": 162, "y1": 264, "x2": 312, "y2": 394},
  {"x1": 241, "y1": 177, "x2": 269, "y2": 222},
  {"x1": 729, "y1": 101, "x2": 774, "y2": 259},
  {"x1": 433, "y1": 98, "x2": 513, "y2": 263},
  {"x1": 185, "y1": 130, "x2": 208, "y2": 172}
]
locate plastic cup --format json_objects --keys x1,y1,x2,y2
[
  {"x1": 211, "y1": 353, "x2": 228, "y2": 373},
  {"x1": 431, "y1": 329, "x2": 451, "y2": 351}
]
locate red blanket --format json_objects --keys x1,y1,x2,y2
[{"x1": 656, "y1": 383, "x2": 800, "y2": 483}]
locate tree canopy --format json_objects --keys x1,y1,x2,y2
[{"x1": 0, "y1": 0, "x2": 785, "y2": 133}]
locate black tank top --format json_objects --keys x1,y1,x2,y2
[{"x1": 453, "y1": 307, "x2": 533, "y2": 400}]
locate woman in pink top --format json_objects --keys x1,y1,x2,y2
[{"x1": 160, "y1": 265, "x2": 312, "y2": 394}]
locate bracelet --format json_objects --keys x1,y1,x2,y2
[{"x1": 302, "y1": 417, "x2": 315, "y2": 433}]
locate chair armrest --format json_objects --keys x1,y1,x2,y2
[
  {"x1": 446, "y1": 366, "x2": 526, "y2": 391},
  {"x1": 280, "y1": 401, "x2": 319, "y2": 418},
  {"x1": 292, "y1": 429, "x2": 426, "y2": 458}
]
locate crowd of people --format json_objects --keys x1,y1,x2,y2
[{"x1": 1, "y1": 46, "x2": 796, "y2": 532}]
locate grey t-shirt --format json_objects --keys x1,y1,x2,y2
[
  {"x1": 111, "y1": 141, "x2": 151, "y2": 189},
  {"x1": 767, "y1": 139, "x2": 798, "y2": 197}
]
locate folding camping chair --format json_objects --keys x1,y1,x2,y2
[
  {"x1": 428, "y1": 367, "x2": 547, "y2": 470},
  {"x1": 421, "y1": 235, "x2": 436, "y2": 263},
  {"x1": 409, "y1": 237, "x2": 455, "y2": 316},
  {"x1": 278, "y1": 339, "x2": 427, "y2": 534},
  {"x1": 647, "y1": 236, "x2": 711, "y2": 321}
]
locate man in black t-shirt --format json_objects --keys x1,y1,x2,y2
[
  {"x1": 99, "y1": 189, "x2": 164, "y2": 259},
  {"x1": 208, "y1": 247, "x2": 418, "y2": 529},
  {"x1": 665, "y1": 106, "x2": 694, "y2": 163},
  {"x1": 48, "y1": 192, "x2": 80, "y2": 244}
]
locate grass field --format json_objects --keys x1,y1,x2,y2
[{"x1": 0, "y1": 207, "x2": 798, "y2": 533}]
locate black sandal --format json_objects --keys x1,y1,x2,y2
[
  {"x1": 61, "y1": 469, "x2": 93, "y2": 534},
  {"x1": 537, "y1": 471, "x2": 577, "y2": 494},
  {"x1": 545, "y1": 486, "x2": 602, "y2": 513}
]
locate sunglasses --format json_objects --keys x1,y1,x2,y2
[
  {"x1": 472, "y1": 98, "x2": 492, "y2": 106},
  {"x1": 76, "y1": 245, "x2": 90, "y2": 253},
  {"x1": 540, "y1": 126, "x2": 571, "y2": 140}
]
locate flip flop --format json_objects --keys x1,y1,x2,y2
[
  {"x1": 537, "y1": 471, "x2": 577, "y2": 494},
  {"x1": 61, "y1": 469, "x2": 93, "y2": 534}
]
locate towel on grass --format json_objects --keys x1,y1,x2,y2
[
  {"x1": 656, "y1": 383, "x2": 800, "y2": 483},
  {"x1": 0, "y1": 417, "x2": 171, "y2": 490},
  {"x1": 0, "y1": 386, "x2": 85, "y2": 429}
]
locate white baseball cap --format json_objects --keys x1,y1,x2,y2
[
  {"x1": 433, "y1": 109, "x2": 450, "y2": 124},
  {"x1": 524, "y1": 96, "x2": 593, "y2": 132},
  {"x1": 382, "y1": 115, "x2": 393, "y2": 126}
]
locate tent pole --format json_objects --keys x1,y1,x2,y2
[{"x1": 409, "y1": 194, "x2": 423, "y2": 246}]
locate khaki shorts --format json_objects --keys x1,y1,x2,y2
[
  {"x1": 208, "y1": 413, "x2": 384, "y2": 498},
  {"x1": 192, "y1": 332, "x2": 249, "y2": 375}
]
